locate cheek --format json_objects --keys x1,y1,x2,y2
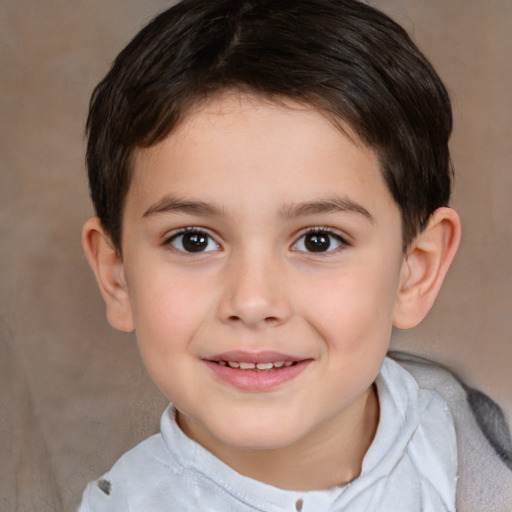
[
  {"x1": 127, "y1": 268, "x2": 212, "y2": 355},
  {"x1": 302, "y1": 264, "x2": 399, "y2": 352},
  {"x1": 127, "y1": 274, "x2": 210, "y2": 400}
]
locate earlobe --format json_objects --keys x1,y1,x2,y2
[
  {"x1": 82, "y1": 217, "x2": 135, "y2": 332},
  {"x1": 393, "y1": 207, "x2": 461, "y2": 329}
]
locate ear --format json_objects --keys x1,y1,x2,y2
[
  {"x1": 393, "y1": 207, "x2": 461, "y2": 329},
  {"x1": 82, "y1": 217, "x2": 135, "y2": 332}
]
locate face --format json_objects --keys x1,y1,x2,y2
[{"x1": 120, "y1": 93, "x2": 407, "y2": 457}]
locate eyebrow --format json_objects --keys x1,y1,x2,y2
[
  {"x1": 279, "y1": 197, "x2": 373, "y2": 221},
  {"x1": 142, "y1": 195, "x2": 373, "y2": 222},
  {"x1": 142, "y1": 196, "x2": 224, "y2": 218}
]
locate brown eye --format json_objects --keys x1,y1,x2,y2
[
  {"x1": 304, "y1": 232, "x2": 331, "y2": 252},
  {"x1": 293, "y1": 230, "x2": 344, "y2": 253},
  {"x1": 169, "y1": 230, "x2": 219, "y2": 253}
]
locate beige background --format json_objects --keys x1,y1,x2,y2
[{"x1": 1, "y1": 1, "x2": 510, "y2": 510}]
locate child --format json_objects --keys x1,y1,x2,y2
[{"x1": 79, "y1": 0, "x2": 509, "y2": 510}]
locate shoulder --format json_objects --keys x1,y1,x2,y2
[
  {"x1": 389, "y1": 351, "x2": 512, "y2": 512},
  {"x1": 78, "y1": 433, "x2": 185, "y2": 512}
]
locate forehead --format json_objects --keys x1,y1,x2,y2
[{"x1": 128, "y1": 92, "x2": 397, "y2": 222}]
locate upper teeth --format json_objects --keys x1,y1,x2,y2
[{"x1": 218, "y1": 361, "x2": 293, "y2": 370}]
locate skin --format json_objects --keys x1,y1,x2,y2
[{"x1": 84, "y1": 92, "x2": 461, "y2": 490}]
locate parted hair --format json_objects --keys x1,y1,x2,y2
[{"x1": 86, "y1": 0, "x2": 453, "y2": 251}]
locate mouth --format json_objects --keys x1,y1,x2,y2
[
  {"x1": 204, "y1": 351, "x2": 310, "y2": 391},
  {"x1": 210, "y1": 360, "x2": 298, "y2": 371}
]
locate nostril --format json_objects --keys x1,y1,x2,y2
[{"x1": 226, "y1": 314, "x2": 281, "y2": 324}]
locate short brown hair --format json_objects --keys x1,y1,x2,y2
[{"x1": 86, "y1": 0, "x2": 453, "y2": 251}]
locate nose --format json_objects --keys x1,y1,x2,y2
[{"x1": 217, "y1": 249, "x2": 292, "y2": 329}]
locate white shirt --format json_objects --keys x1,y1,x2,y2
[{"x1": 78, "y1": 357, "x2": 458, "y2": 511}]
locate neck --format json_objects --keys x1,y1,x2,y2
[{"x1": 179, "y1": 385, "x2": 379, "y2": 491}]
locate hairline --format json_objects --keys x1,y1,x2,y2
[{"x1": 114, "y1": 88, "x2": 409, "y2": 256}]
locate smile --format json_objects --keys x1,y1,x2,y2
[
  {"x1": 213, "y1": 360, "x2": 297, "y2": 370},
  {"x1": 204, "y1": 353, "x2": 310, "y2": 392}
]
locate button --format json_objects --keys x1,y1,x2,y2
[{"x1": 295, "y1": 498, "x2": 304, "y2": 511}]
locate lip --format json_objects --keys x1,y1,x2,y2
[
  {"x1": 207, "y1": 350, "x2": 300, "y2": 364},
  {"x1": 204, "y1": 351, "x2": 312, "y2": 392}
]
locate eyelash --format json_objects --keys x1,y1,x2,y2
[
  {"x1": 292, "y1": 227, "x2": 348, "y2": 254},
  {"x1": 164, "y1": 227, "x2": 220, "y2": 254},
  {"x1": 163, "y1": 227, "x2": 348, "y2": 254}
]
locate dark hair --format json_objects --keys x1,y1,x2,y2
[{"x1": 86, "y1": 0, "x2": 453, "y2": 251}]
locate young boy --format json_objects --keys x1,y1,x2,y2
[{"x1": 78, "y1": 0, "x2": 508, "y2": 510}]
